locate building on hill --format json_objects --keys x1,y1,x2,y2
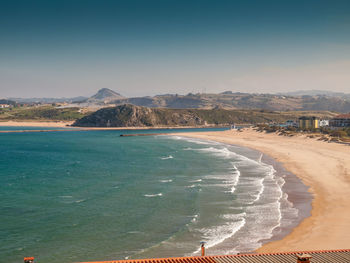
[
  {"x1": 329, "y1": 113, "x2": 350, "y2": 127},
  {"x1": 298, "y1": 116, "x2": 319, "y2": 129}
]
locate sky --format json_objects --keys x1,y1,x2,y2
[{"x1": 0, "y1": 0, "x2": 350, "y2": 98}]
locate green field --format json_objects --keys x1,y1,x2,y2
[{"x1": 0, "y1": 106, "x2": 87, "y2": 121}]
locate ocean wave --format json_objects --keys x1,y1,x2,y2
[
  {"x1": 192, "y1": 213, "x2": 246, "y2": 254},
  {"x1": 251, "y1": 178, "x2": 265, "y2": 203},
  {"x1": 144, "y1": 193, "x2": 163, "y2": 197},
  {"x1": 186, "y1": 184, "x2": 199, "y2": 188},
  {"x1": 183, "y1": 147, "x2": 193, "y2": 151},
  {"x1": 189, "y1": 179, "x2": 202, "y2": 183},
  {"x1": 180, "y1": 137, "x2": 217, "y2": 145},
  {"x1": 230, "y1": 164, "x2": 241, "y2": 193},
  {"x1": 159, "y1": 179, "x2": 173, "y2": 183},
  {"x1": 155, "y1": 137, "x2": 298, "y2": 255},
  {"x1": 204, "y1": 164, "x2": 241, "y2": 194},
  {"x1": 169, "y1": 136, "x2": 183, "y2": 140},
  {"x1": 191, "y1": 214, "x2": 199, "y2": 223},
  {"x1": 127, "y1": 231, "x2": 145, "y2": 234},
  {"x1": 197, "y1": 147, "x2": 233, "y2": 159},
  {"x1": 160, "y1": 155, "x2": 173, "y2": 160},
  {"x1": 186, "y1": 214, "x2": 199, "y2": 224}
]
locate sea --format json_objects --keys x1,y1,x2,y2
[{"x1": 0, "y1": 127, "x2": 311, "y2": 263}]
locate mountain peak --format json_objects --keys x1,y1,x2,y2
[{"x1": 89, "y1": 88, "x2": 125, "y2": 101}]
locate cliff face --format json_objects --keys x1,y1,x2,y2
[
  {"x1": 72, "y1": 104, "x2": 337, "y2": 127},
  {"x1": 72, "y1": 104, "x2": 206, "y2": 127}
]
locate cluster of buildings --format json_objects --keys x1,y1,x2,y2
[
  {"x1": 284, "y1": 113, "x2": 350, "y2": 129},
  {"x1": 0, "y1": 104, "x2": 11, "y2": 108}
]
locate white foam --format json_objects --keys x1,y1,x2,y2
[
  {"x1": 166, "y1": 136, "x2": 300, "y2": 255},
  {"x1": 251, "y1": 178, "x2": 265, "y2": 203},
  {"x1": 230, "y1": 164, "x2": 241, "y2": 193},
  {"x1": 192, "y1": 213, "x2": 246, "y2": 254},
  {"x1": 190, "y1": 214, "x2": 199, "y2": 223},
  {"x1": 183, "y1": 147, "x2": 193, "y2": 151},
  {"x1": 181, "y1": 137, "x2": 217, "y2": 145},
  {"x1": 186, "y1": 184, "x2": 198, "y2": 188},
  {"x1": 169, "y1": 136, "x2": 183, "y2": 140},
  {"x1": 127, "y1": 231, "x2": 144, "y2": 234},
  {"x1": 144, "y1": 193, "x2": 163, "y2": 197},
  {"x1": 168, "y1": 136, "x2": 216, "y2": 145},
  {"x1": 189, "y1": 179, "x2": 202, "y2": 183},
  {"x1": 159, "y1": 179, "x2": 173, "y2": 183},
  {"x1": 160, "y1": 155, "x2": 173, "y2": 160},
  {"x1": 197, "y1": 147, "x2": 232, "y2": 158}
]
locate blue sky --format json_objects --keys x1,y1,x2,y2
[{"x1": 1, "y1": 0, "x2": 350, "y2": 98}]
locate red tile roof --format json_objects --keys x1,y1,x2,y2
[
  {"x1": 79, "y1": 249, "x2": 350, "y2": 263},
  {"x1": 333, "y1": 113, "x2": 350, "y2": 119}
]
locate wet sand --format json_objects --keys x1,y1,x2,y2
[{"x1": 173, "y1": 128, "x2": 350, "y2": 252}]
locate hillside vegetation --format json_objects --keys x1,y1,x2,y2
[
  {"x1": 109, "y1": 93, "x2": 350, "y2": 112},
  {"x1": 0, "y1": 106, "x2": 86, "y2": 121},
  {"x1": 73, "y1": 104, "x2": 337, "y2": 127}
]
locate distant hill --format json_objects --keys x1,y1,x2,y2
[
  {"x1": 7, "y1": 89, "x2": 350, "y2": 113},
  {"x1": 279, "y1": 90, "x2": 350, "y2": 98},
  {"x1": 72, "y1": 104, "x2": 337, "y2": 127},
  {"x1": 0, "y1": 99, "x2": 17, "y2": 106},
  {"x1": 8, "y1": 88, "x2": 125, "y2": 104},
  {"x1": 85, "y1": 88, "x2": 125, "y2": 103},
  {"x1": 9, "y1": 96, "x2": 88, "y2": 104},
  {"x1": 110, "y1": 92, "x2": 350, "y2": 113}
]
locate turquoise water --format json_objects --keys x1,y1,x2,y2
[{"x1": 0, "y1": 129, "x2": 300, "y2": 263}]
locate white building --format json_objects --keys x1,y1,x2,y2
[
  {"x1": 319, "y1": 120, "x2": 329, "y2": 127},
  {"x1": 0, "y1": 104, "x2": 10, "y2": 108}
]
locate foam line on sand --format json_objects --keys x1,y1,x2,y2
[{"x1": 171, "y1": 128, "x2": 350, "y2": 252}]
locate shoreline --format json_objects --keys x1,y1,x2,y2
[
  {"x1": 256, "y1": 152, "x2": 312, "y2": 249},
  {"x1": 0, "y1": 121, "x2": 230, "y2": 130},
  {"x1": 172, "y1": 128, "x2": 350, "y2": 252},
  {"x1": 170, "y1": 134, "x2": 312, "y2": 255}
]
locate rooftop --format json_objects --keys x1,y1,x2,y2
[
  {"x1": 298, "y1": 116, "x2": 319, "y2": 120},
  {"x1": 80, "y1": 249, "x2": 350, "y2": 263},
  {"x1": 333, "y1": 113, "x2": 350, "y2": 119}
]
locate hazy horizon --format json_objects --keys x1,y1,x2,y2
[
  {"x1": 1, "y1": 0, "x2": 350, "y2": 98},
  {"x1": 4, "y1": 88, "x2": 350, "y2": 100}
]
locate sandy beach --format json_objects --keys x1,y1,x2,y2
[
  {"x1": 175, "y1": 128, "x2": 350, "y2": 252},
  {"x1": 0, "y1": 120, "x2": 74, "y2": 127}
]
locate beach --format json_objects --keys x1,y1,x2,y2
[
  {"x1": 0, "y1": 121, "x2": 226, "y2": 130},
  {"x1": 0, "y1": 120, "x2": 74, "y2": 127},
  {"x1": 2, "y1": 125, "x2": 349, "y2": 261},
  {"x1": 174, "y1": 128, "x2": 350, "y2": 252}
]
